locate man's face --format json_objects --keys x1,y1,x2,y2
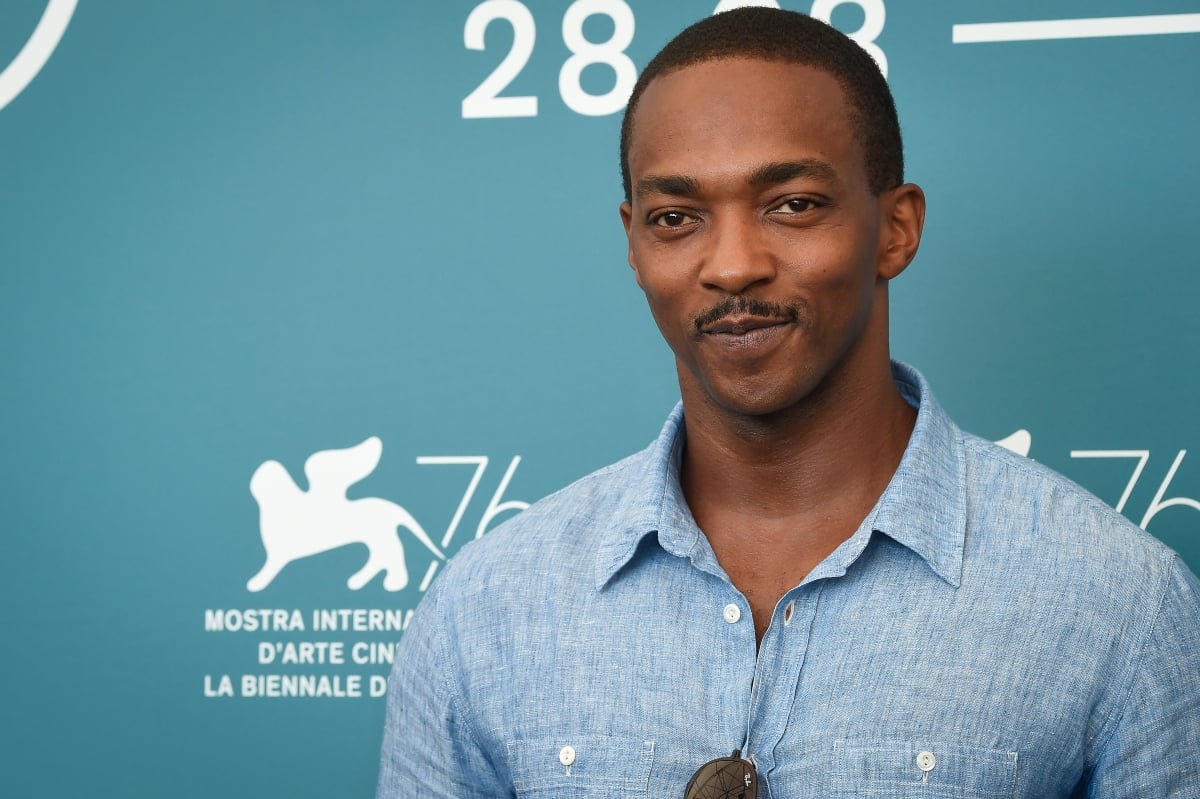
[{"x1": 620, "y1": 57, "x2": 916, "y2": 418}]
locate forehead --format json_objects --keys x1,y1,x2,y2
[{"x1": 627, "y1": 57, "x2": 867, "y2": 194}]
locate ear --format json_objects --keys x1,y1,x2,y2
[
  {"x1": 877, "y1": 183, "x2": 926, "y2": 280},
  {"x1": 619, "y1": 201, "x2": 643, "y2": 288}
]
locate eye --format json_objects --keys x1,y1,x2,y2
[
  {"x1": 769, "y1": 197, "x2": 822, "y2": 215},
  {"x1": 650, "y1": 210, "x2": 698, "y2": 228}
]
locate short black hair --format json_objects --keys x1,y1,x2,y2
[{"x1": 619, "y1": 8, "x2": 903, "y2": 200}]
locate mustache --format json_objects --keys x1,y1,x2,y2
[{"x1": 693, "y1": 295, "x2": 801, "y2": 331}]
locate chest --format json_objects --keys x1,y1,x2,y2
[{"x1": 462, "y1": 555, "x2": 1100, "y2": 799}]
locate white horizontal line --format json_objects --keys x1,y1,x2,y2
[{"x1": 953, "y1": 13, "x2": 1200, "y2": 44}]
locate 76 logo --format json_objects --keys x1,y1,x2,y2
[{"x1": 1070, "y1": 449, "x2": 1198, "y2": 531}]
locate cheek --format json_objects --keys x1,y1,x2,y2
[
  {"x1": 806, "y1": 228, "x2": 879, "y2": 292},
  {"x1": 815, "y1": 256, "x2": 884, "y2": 339},
  {"x1": 642, "y1": 288, "x2": 686, "y2": 342},
  {"x1": 636, "y1": 275, "x2": 697, "y2": 356}
]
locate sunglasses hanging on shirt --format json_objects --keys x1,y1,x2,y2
[{"x1": 684, "y1": 750, "x2": 758, "y2": 799}]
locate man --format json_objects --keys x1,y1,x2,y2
[{"x1": 378, "y1": 9, "x2": 1200, "y2": 797}]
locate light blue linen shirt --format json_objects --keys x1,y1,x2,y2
[{"x1": 378, "y1": 363, "x2": 1200, "y2": 798}]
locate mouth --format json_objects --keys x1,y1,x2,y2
[
  {"x1": 700, "y1": 315, "x2": 792, "y2": 336},
  {"x1": 697, "y1": 314, "x2": 795, "y2": 355}
]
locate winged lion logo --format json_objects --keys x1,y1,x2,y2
[{"x1": 247, "y1": 437, "x2": 443, "y2": 592}]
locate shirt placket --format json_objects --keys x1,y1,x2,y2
[
  {"x1": 743, "y1": 581, "x2": 826, "y2": 797},
  {"x1": 711, "y1": 586, "x2": 757, "y2": 750}
]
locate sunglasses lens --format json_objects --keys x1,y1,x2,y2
[{"x1": 684, "y1": 757, "x2": 757, "y2": 799}]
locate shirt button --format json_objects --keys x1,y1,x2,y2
[
  {"x1": 783, "y1": 600, "x2": 795, "y2": 626},
  {"x1": 916, "y1": 751, "x2": 936, "y2": 772},
  {"x1": 559, "y1": 745, "x2": 576, "y2": 766},
  {"x1": 723, "y1": 603, "x2": 742, "y2": 624}
]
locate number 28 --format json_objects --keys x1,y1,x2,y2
[{"x1": 462, "y1": 0, "x2": 888, "y2": 120}]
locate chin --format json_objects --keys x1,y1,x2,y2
[
  {"x1": 701, "y1": 356, "x2": 848, "y2": 417},
  {"x1": 705, "y1": 381, "x2": 816, "y2": 420},
  {"x1": 678, "y1": 355, "x2": 830, "y2": 419}
]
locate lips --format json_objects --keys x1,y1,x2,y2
[
  {"x1": 701, "y1": 315, "x2": 791, "y2": 336},
  {"x1": 697, "y1": 314, "x2": 795, "y2": 356}
]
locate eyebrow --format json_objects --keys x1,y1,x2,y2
[
  {"x1": 748, "y1": 159, "x2": 839, "y2": 187},
  {"x1": 634, "y1": 159, "x2": 840, "y2": 200},
  {"x1": 634, "y1": 174, "x2": 700, "y2": 199}
]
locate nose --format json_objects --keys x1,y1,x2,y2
[{"x1": 697, "y1": 212, "x2": 776, "y2": 294}]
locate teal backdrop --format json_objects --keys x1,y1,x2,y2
[{"x1": 3, "y1": 1, "x2": 1197, "y2": 796}]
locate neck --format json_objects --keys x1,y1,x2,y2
[{"x1": 679, "y1": 356, "x2": 916, "y2": 533}]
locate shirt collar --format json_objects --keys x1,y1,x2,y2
[
  {"x1": 592, "y1": 404, "x2": 689, "y2": 587},
  {"x1": 857, "y1": 362, "x2": 966, "y2": 588},
  {"x1": 593, "y1": 361, "x2": 967, "y2": 590}
]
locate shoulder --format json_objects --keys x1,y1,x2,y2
[
  {"x1": 954, "y1": 431, "x2": 1200, "y2": 724},
  {"x1": 429, "y1": 445, "x2": 652, "y2": 601},
  {"x1": 957, "y1": 430, "x2": 1180, "y2": 604},
  {"x1": 958, "y1": 430, "x2": 1171, "y2": 558}
]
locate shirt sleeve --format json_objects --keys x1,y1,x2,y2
[
  {"x1": 376, "y1": 575, "x2": 509, "y2": 799},
  {"x1": 1087, "y1": 555, "x2": 1200, "y2": 797}
]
